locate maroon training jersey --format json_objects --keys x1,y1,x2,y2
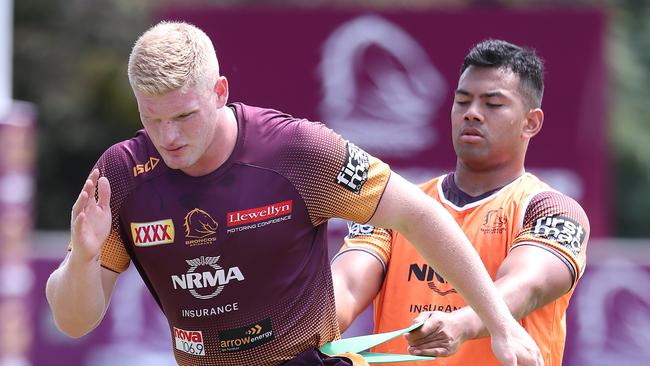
[{"x1": 88, "y1": 103, "x2": 390, "y2": 365}]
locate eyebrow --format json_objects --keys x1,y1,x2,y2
[
  {"x1": 175, "y1": 110, "x2": 197, "y2": 117},
  {"x1": 141, "y1": 109, "x2": 198, "y2": 121},
  {"x1": 455, "y1": 89, "x2": 507, "y2": 98}
]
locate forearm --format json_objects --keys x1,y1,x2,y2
[
  {"x1": 45, "y1": 253, "x2": 108, "y2": 338},
  {"x1": 331, "y1": 251, "x2": 384, "y2": 332},
  {"x1": 332, "y1": 273, "x2": 359, "y2": 332},
  {"x1": 450, "y1": 277, "x2": 541, "y2": 341},
  {"x1": 369, "y1": 174, "x2": 515, "y2": 338},
  {"x1": 397, "y1": 197, "x2": 514, "y2": 336},
  {"x1": 450, "y1": 246, "x2": 573, "y2": 341}
]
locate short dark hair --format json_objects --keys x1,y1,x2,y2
[{"x1": 461, "y1": 39, "x2": 544, "y2": 108}]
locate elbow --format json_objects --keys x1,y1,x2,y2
[
  {"x1": 46, "y1": 291, "x2": 102, "y2": 339},
  {"x1": 57, "y1": 325, "x2": 90, "y2": 339},
  {"x1": 506, "y1": 281, "x2": 546, "y2": 319},
  {"x1": 333, "y1": 288, "x2": 353, "y2": 333},
  {"x1": 335, "y1": 296, "x2": 359, "y2": 334},
  {"x1": 333, "y1": 281, "x2": 358, "y2": 333},
  {"x1": 45, "y1": 268, "x2": 106, "y2": 339},
  {"x1": 51, "y1": 313, "x2": 99, "y2": 339}
]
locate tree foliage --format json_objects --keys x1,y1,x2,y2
[{"x1": 14, "y1": 0, "x2": 149, "y2": 229}]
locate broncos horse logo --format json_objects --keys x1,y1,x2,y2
[
  {"x1": 184, "y1": 208, "x2": 219, "y2": 239},
  {"x1": 483, "y1": 208, "x2": 507, "y2": 228},
  {"x1": 481, "y1": 208, "x2": 507, "y2": 234}
]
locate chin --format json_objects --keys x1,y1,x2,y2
[
  {"x1": 456, "y1": 147, "x2": 486, "y2": 159},
  {"x1": 458, "y1": 151, "x2": 492, "y2": 166},
  {"x1": 160, "y1": 156, "x2": 188, "y2": 171}
]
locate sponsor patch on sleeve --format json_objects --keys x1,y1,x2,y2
[
  {"x1": 347, "y1": 222, "x2": 375, "y2": 238},
  {"x1": 336, "y1": 142, "x2": 370, "y2": 194},
  {"x1": 218, "y1": 318, "x2": 274, "y2": 353},
  {"x1": 532, "y1": 215, "x2": 586, "y2": 257}
]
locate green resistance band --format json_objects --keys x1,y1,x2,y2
[{"x1": 320, "y1": 322, "x2": 436, "y2": 364}]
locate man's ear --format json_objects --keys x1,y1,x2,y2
[
  {"x1": 214, "y1": 76, "x2": 229, "y2": 108},
  {"x1": 523, "y1": 108, "x2": 543, "y2": 139}
]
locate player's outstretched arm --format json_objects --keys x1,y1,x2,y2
[
  {"x1": 405, "y1": 245, "x2": 573, "y2": 357},
  {"x1": 332, "y1": 250, "x2": 384, "y2": 332},
  {"x1": 46, "y1": 169, "x2": 119, "y2": 338},
  {"x1": 368, "y1": 172, "x2": 543, "y2": 366}
]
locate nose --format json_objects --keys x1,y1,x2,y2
[
  {"x1": 463, "y1": 102, "x2": 483, "y2": 122},
  {"x1": 160, "y1": 120, "x2": 180, "y2": 146}
]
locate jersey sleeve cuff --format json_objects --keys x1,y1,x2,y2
[{"x1": 331, "y1": 248, "x2": 387, "y2": 273}]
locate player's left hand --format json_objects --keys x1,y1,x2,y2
[
  {"x1": 490, "y1": 319, "x2": 544, "y2": 366},
  {"x1": 405, "y1": 311, "x2": 466, "y2": 357}
]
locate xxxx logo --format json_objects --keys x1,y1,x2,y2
[{"x1": 131, "y1": 219, "x2": 175, "y2": 247}]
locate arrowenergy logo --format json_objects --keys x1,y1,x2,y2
[
  {"x1": 184, "y1": 208, "x2": 219, "y2": 247},
  {"x1": 226, "y1": 200, "x2": 293, "y2": 233},
  {"x1": 133, "y1": 157, "x2": 160, "y2": 177},
  {"x1": 218, "y1": 318, "x2": 274, "y2": 353},
  {"x1": 131, "y1": 219, "x2": 175, "y2": 247},
  {"x1": 173, "y1": 327, "x2": 205, "y2": 356}
]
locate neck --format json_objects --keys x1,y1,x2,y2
[
  {"x1": 453, "y1": 160, "x2": 525, "y2": 197},
  {"x1": 213, "y1": 106, "x2": 238, "y2": 167}
]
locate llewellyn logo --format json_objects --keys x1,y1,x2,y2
[
  {"x1": 226, "y1": 200, "x2": 293, "y2": 233},
  {"x1": 184, "y1": 208, "x2": 218, "y2": 247},
  {"x1": 131, "y1": 219, "x2": 175, "y2": 247},
  {"x1": 133, "y1": 157, "x2": 160, "y2": 177},
  {"x1": 481, "y1": 209, "x2": 507, "y2": 234}
]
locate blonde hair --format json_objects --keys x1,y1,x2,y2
[{"x1": 128, "y1": 21, "x2": 220, "y2": 95}]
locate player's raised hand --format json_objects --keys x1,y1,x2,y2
[
  {"x1": 491, "y1": 320, "x2": 544, "y2": 366},
  {"x1": 70, "y1": 169, "x2": 112, "y2": 263}
]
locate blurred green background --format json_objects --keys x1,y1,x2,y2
[{"x1": 12, "y1": 0, "x2": 650, "y2": 237}]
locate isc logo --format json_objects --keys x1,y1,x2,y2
[
  {"x1": 130, "y1": 219, "x2": 175, "y2": 247},
  {"x1": 133, "y1": 157, "x2": 160, "y2": 177}
]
